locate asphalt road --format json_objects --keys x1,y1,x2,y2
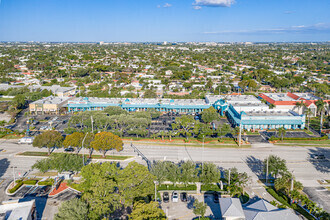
[{"x1": 0, "y1": 139, "x2": 329, "y2": 213}]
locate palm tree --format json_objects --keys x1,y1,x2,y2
[
  {"x1": 316, "y1": 100, "x2": 325, "y2": 116},
  {"x1": 295, "y1": 101, "x2": 306, "y2": 114},
  {"x1": 278, "y1": 127, "x2": 286, "y2": 141},
  {"x1": 316, "y1": 100, "x2": 325, "y2": 133},
  {"x1": 304, "y1": 108, "x2": 313, "y2": 130}
]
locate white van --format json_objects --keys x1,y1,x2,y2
[{"x1": 18, "y1": 137, "x2": 34, "y2": 145}]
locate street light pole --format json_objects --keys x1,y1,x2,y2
[
  {"x1": 91, "y1": 116, "x2": 94, "y2": 133},
  {"x1": 153, "y1": 181, "x2": 158, "y2": 202},
  {"x1": 228, "y1": 169, "x2": 231, "y2": 186},
  {"x1": 202, "y1": 135, "x2": 205, "y2": 173},
  {"x1": 82, "y1": 132, "x2": 89, "y2": 166},
  {"x1": 266, "y1": 156, "x2": 269, "y2": 184},
  {"x1": 238, "y1": 121, "x2": 242, "y2": 147}
]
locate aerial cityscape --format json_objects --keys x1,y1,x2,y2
[{"x1": 0, "y1": 0, "x2": 329, "y2": 220}]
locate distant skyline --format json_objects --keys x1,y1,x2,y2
[{"x1": 0, "y1": 0, "x2": 329, "y2": 42}]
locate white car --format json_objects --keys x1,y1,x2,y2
[
  {"x1": 18, "y1": 137, "x2": 34, "y2": 144},
  {"x1": 172, "y1": 191, "x2": 179, "y2": 203}
]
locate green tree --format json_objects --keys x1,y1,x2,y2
[
  {"x1": 63, "y1": 132, "x2": 84, "y2": 154},
  {"x1": 180, "y1": 161, "x2": 198, "y2": 185},
  {"x1": 216, "y1": 123, "x2": 231, "y2": 137},
  {"x1": 263, "y1": 155, "x2": 288, "y2": 179},
  {"x1": 118, "y1": 161, "x2": 156, "y2": 206},
  {"x1": 83, "y1": 178, "x2": 121, "y2": 220},
  {"x1": 278, "y1": 127, "x2": 286, "y2": 141},
  {"x1": 32, "y1": 153, "x2": 84, "y2": 173},
  {"x1": 199, "y1": 162, "x2": 220, "y2": 184},
  {"x1": 151, "y1": 161, "x2": 168, "y2": 184},
  {"x1": 32, "y1": 130, "x2": 63, "y2": 155},
  {"x1": 129, "y1": 201, "x2": 166, "y2": 220},
  {"x1": 54, "y1": 198, "x2": 88, "y2": 220},
  {"x1": 201, "y1": 107, "x2": 220, "y2": 123},
  {"x1": 295, "y1": 101, "x2": 306, "y2": 113},
  {"x1": 144, "y1": 89, "x2": 157, "y2": 98},
  {"x1": 304, "y1": 108, "x2": 313, "y2": 129},
  {"x1": 11, "y1": 94, "x2": 26, "y2": 110},
  {"x1": 90, "y1": 131, "x2": 123, "y2": 157},
  {"x1": 164, "y1": 161, "x2": 180, "y2": 185},
  {"x1": 172, "y1": 115, "x2": 195, "y2": 140},
  {"x1": 193, "y1": 199, "x2": 207, "y2": 220},
  {"x1": 275, "y1": 172, "x2": 303, "y2": 195},
  {"x1": 104, "y1": 106, "x2": 128, "y2": 116},
  {"x1": 225, "y1": 168, "x2": 249, "y2": 196},
  {"x1": 80, "y1": 162, "x2": 119, "y2": 191}
]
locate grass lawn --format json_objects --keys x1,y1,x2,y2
[
  {"x1": 17, "y1": 151, "x2": 133, "y2": 160},
  {"x1": 0, "y1": 97, "x2": 13, "y2": 101},
  {"x1": 124, "y1": 137, "x2": 250, "y2": 148},
  {"x1": 244, "y1": 131, "x2": 260, "y2": 135},
  {"x1": 274, "y1": 139, "x2": 330, "y2": 147},
  {"x1": 33, "y1": 171, "x2": 59, "y2": 177},
  {"x1": 2, "y1": 135, "x2": 23, "y2": 139}
]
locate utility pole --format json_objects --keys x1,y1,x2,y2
[
  {"x1": 238, "y1": 121, "x2": 242, "y2": 147},
  {"x1": 91, "y1": 116, "x2": 94, "y2": 133},
  {"x1": 202, "y1": 135, "x2": 205, "y2": 173},
  {"x1": 82, "y1": 132, "x2": 89, "y2": 166},
  {"x1": 266, "y1": 156, "x2": 269, "y2": 184},
  {"x1": 320, "y1": 112, "x2": 323, "y2": 135}
]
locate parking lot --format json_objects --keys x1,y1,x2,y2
[
  {"x1": 260, "y1": 131, "x2": 314, "y2": 140},
  {"x1": 10, "y1": 185, "x2": 52, "y2": 198},
  {"x1": 160, "y1": 191, "x2": 222, "y2": 220},
  {"x1": 303, "y1": 187, "x2": 330, "y2": 213}
]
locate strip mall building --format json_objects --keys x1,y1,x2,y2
[{"x1": 66, "y1": 95, "x2": 306, "y2": 131}]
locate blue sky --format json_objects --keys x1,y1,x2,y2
[{"x1": 0, "y1": 0, "x2": 329, "y2": 42}]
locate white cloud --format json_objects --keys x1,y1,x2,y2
[
  {"x1": 163, "y1": 3, "x2": 172, "y2": 8},
  {"x1": 193, "y1": 6, "x2": 202, "y2": 10},
  {"x1": 193, "y1": 0, "x2": 235, "y2": 7},
  {"x1": 203, "y1": 23, "x2": 330, "y2": 35},
  {"x1": 284, "y1": 11, "x2": 295, "y2": 14}
]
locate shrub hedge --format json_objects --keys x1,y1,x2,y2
[
  {"x1": 201, "y1": 184, "x2": 227, "y2": 192},
  {"x1": 22, "y1": 180, "x2": 38, "y2": 185},
  {"x1": 38, "y1": 179, "x2": 54, "y2": 186},
  {"x1": 266, "y1": 187, "x2": 315, "y2": 220},
  {"x1": 9, "y1": 182, "x2": 23, "y2": 194},
  {"x1": 157, "y1": 184, "x2": 196, "y2": 191},
  {"x1": 269, "y1": 136, "x2": 328, "y2": 141}
]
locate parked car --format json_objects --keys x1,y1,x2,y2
[
  {"x1": 213, "y1": 192, "x2": 219, "y2": 203},
  {"x1": 18, "y1": 137, "x2": 34, "y2": 145},
  {"x1": 64, "y1": 148, "x2": 74, "y2": 152},
  {"x1": 44, "y1": 117, "x2": 50, "y2": 120},
  {"x1": 311, "y1": 154, "x2": 325, "y2": 160},
  {"x1": 172, "y1": 191, "x2": 179, "y2": 202},
  {"x1": 32, "y1": 120, "x2": 39, "y2": 125},
  {"x1": 163, "y1": 192, "x2": 169, "y2": 203},
  {"x1": 180, "y1": 192, "x2": 188, "y2": 202}
]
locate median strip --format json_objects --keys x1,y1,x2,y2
[{"x1": 16, "y1": 151, "x2": 133, "y2": 160}]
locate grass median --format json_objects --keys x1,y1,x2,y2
[
  {"x1": 17, "y1": 151, "x2": 133, "y2": 160},
  {"x1": 274, "y1": 139, "x2": 330, "y2": 147}
]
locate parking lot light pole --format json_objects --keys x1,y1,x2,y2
[{"x1": 11, "y1": 166, "x2": 17, "y2": 185}]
